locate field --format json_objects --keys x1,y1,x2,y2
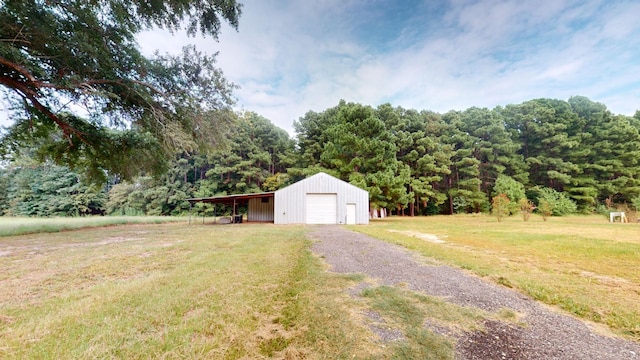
[
  {"x1": 0, "y1": 221, "x2": 384, "y2": 359},
  {"x1": 0, "y1": 215, "x2": 638, "y2": 358},
  {"x1": 352, "y1": 214, "x2": 640, "y2": 340},
  {"x1": 0, "y1": 216, "x2": 185, "y2": 237}
]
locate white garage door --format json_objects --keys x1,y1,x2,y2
[{"x1": 306, "y1": 194, "x2": 337, "y2": 224}]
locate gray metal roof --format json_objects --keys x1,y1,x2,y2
[{"x1": 186, "y1": 192, "x2": 274, "y2": 205}]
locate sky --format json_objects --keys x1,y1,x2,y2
[
  {"x1": 3, "y1": 0, "x2": 640, "y2": 135},
  {"x1": 135, "y1": 0, "x2": 640, "y2": 135}
]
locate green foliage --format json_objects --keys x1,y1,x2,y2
[
  {"x1": 1, "y1": 163, "x2": 106, "y2": 216},
  {"x1": 493, "y1": 175, "x2": 526, "y2": 203},
  {"x1": 0, "y1": 0, "x2": 241, "y2": 180},
  {"x1": 539, "y1": 199, "x2": 553, "y2": 221},
  {"x1": 102, "y1": 112, "x2": 294, "y2": 216},
  {"x1": 442, "y1": 111, "x2": 489, "y2": 213},
  {"x1": 2, "y1": 94, "x2": 640, "y2": 217},
  {"x1": 205, "y1": 111, "x2": 295, "y2": 195},
  {"x1": 1, "y1": 113, "x2": 167, "y2": 183},
  {"x1": 106, "y1": 161, "x2": 192, "y2": 216},
  {"x1": 534, "y1": 187, "x2": 577, "y2": 216},
  {"x1": 493, "y1": 174, "x2": 526, "y2": 215},
  {"x1": 632, "y1": 195, "x2": 640, "y2": 212},
  {"x1": 296, "y1": 101, "x2": 410, "y2": 211},
  {"x1": 262, "y1": 172, "x2": 290, "y2": 191}
]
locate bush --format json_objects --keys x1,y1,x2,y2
[
  {"x1": 519, "y1": 198, "x2": 534, "y2": 222},
  {"x1": 534, "y1": 187, "x2": 577, "y2": 216},
  {"x1": 632, "y1": 195, "x2": 640, "y2": 212},
  {"x1": 539, "y1": 199, "x2": 553, "y2": 221},
  {"x1": 491, "y1": 194, "x2": 510, "y2": 222},
  {"x1": 493, "y1": 175, "x2": 525, "y2": 215}
]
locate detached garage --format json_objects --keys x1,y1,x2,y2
[
  {"x1": 187, "y1": 172, "x2": 369, "y2": 225},
  {"x1": 274, "y1": 172, "x2": 369, "y2": 225}
]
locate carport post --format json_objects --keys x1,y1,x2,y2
[{"x1": 188, "y1": 202, "x2": 192, "y2": 224}]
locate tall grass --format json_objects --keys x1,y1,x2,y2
[
  {"x1": 351, "y1": 214, "x2": 640, "y2": 340},
  {"x1": 0, "y1": 216, "x2": 184, "y2": 237}
]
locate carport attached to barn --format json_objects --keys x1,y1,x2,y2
[{"x1": 187, "y1": 192, "x2": 275, "y2": 223}]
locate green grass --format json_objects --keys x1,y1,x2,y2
[
  {"x1": 351, "y1": 214, "x2": 640, "y2": 340},
  {"x1": 0, "y1": 216, "x2": 185, "y2": 237},
  {"x1": 0, "y1": 223, "x2": 385, "y2": 359},
  {"x1": 359, "y1": 285, "x2": 521, "y2": 359},
  {"x1": 3, "y1": 214, "x2": 638, "y2": 358}
]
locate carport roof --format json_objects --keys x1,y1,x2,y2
[{"x1": 186, "y1": 192, "x2": 274, "y2": 205}]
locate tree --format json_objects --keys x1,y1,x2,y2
[
  {"x1": 538, "y1": 199, "x2": 553, "y2": 221},
  {"x1": 533, "y1": 186, "x2": 577, "y2": 216},
  {"x1": 205, "y1": 112, "x2": 295, "y2": 195},
  {"x1": 263, "y1": 172, "x2": 290, "y2": 191},
  {"x1": 491, "y1": 193, "x2": 510, "y2": 222},
  {"x1": 519, "y1": 198, "x2": 534, "y2": 222},
  {"x1": 442, "y1": 111, "x2": 487, "y2": 213},
  {"x1": 456, "y1": 107, "x2": 526, "y2": 194},
  {"x1": 503, "y1": 99, "x2": 580, "y2": 192},
  {"x1": 384, "y1": 106, "x2": 452, "y2": 215},
  {"x1": 493, "y1": 174, "x2": 526, "y2": 215},
  {"x1": 2, "y1": 163, "x2": 106, "y2": 216},
  {"x1": 315, "y1": 102, "x2": 410, "y2": 213},
  {"x1": 0, "y1": 0, "x2": 242, "y2": 181}
]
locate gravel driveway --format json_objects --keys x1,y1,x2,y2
[{"x1": 308, "y1": 226, "x2": 640, "y2": 360}]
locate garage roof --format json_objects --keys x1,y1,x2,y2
[{"x1": 186, "y1": 192, "x2": 274, "y2": 205}]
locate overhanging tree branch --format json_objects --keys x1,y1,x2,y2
[{"x1": 0, "y1": 0, "x2": 242, "y2": 182}]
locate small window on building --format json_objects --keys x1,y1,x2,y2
[{"x1": 261, "y1": 197, "x2": 270, "y2": 203}]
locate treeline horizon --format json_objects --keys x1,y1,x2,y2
[{"x1": 1, "y1": 95, "x2": 639, "y2": 217}]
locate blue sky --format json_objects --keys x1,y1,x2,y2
[
  {"x1": 3, "y1": 0, "x2": 640, "y2": 135},
  {"x1": 173, "y1": 0, "x2": 637, "y2": 134}
]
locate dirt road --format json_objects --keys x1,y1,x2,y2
[{"x1": 308, "y1": 226, "x2": 640, "y2": 360}]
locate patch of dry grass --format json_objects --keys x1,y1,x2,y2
[
  {"x1": 0, "y1": 223, "x2": 383, "y2": 359},
  {"x1": 351, "y1": 215, "x2": 640, "y2": 340}
]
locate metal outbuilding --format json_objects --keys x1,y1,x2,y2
[
  {"x1": 187, "y1": 172, "x2": 369, "y2": 225},
  {"x1": 274, "y1": 172, "x2": 369, "y2": 225}
]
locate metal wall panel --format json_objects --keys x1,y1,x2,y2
[
  {"x1": 274, "y1": 172, "x2": 369, "y2": 225},
  {"x1": 248, "y1": 197, "x2": 274, "y2": 222}
]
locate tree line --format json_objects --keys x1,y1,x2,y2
[{"x1": 1, "y1": 96, "x2": 639, "y2": 217}]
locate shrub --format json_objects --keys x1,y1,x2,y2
[
  {"x1": 493, "y1": 175, "x2": 526, "y2": 215},
  {"x1": 519, "y1": 198, "x2": 534, "y2": 222},
  {"x1": 491, "y1": 194, "x2": 510, "y2": 222},
  {"x1": 539, "y1": 199, "x2": 553, "y2": 221},
  {"x1": 536, "y1": 187, "x2": 577, "y2": 216}
]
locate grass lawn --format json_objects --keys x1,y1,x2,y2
[
  {"x1": 351, "y1": 214, "x2": 640, "y2": 340},
  {"x1": 0, "y1": 222, "x2": 385, "y2": 359},
  {"x1": 2, "y1": 215, "x2": 638, "y2": 358}
]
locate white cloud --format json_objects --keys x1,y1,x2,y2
[{"x1": 7, "y1": 0, "x2": 638, "y2": 134}]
